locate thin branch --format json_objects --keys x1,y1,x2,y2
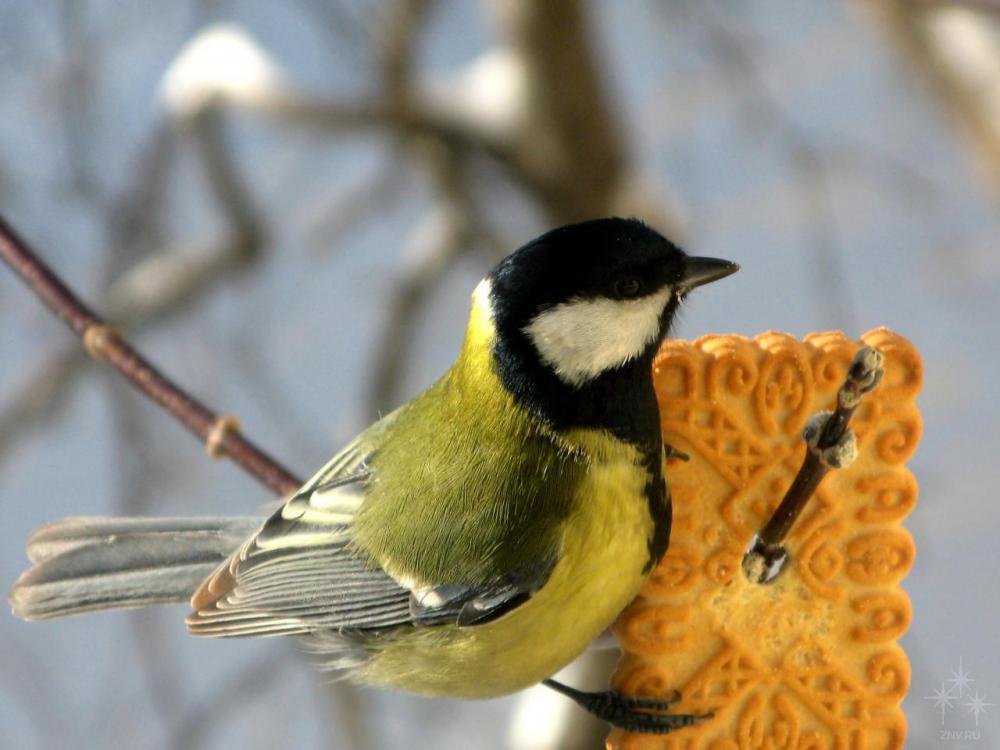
[
  {"x1": 55, "y1": 0, "x2": 106, "y2": 204},
  {"x1": 0, "y1": 216, "x2": 301, "y2": 496},
  {"x1": 0, "y1": 112, "x2": 264, "y2": 469},
  {"x1": 324, "y1": 680, "x2": 376, "y2": 750},
  {"x1": 743, "y1": 346, "x2": 885, "y2": 583},
  {"x1": 0, "y1": 231, "x2": 261, "y2": 470},
  {"x1": 377, "y1": 0, "x2": 431, "y2": 105},
  {"x1": 185, "y1": 109, "x2": 262, "y2": 244}
]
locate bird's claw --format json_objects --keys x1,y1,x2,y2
[
  {"x1": 543, "y1": 680, "x2": 711, "y2": 735},
  {"x1": 615, "y1": 689, "x2": 682, "y2": 710},
  {"x1": 586, "y1": 691, "x2": 711, "y2": 734}
]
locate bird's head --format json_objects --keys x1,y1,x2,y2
[{"x1": 482, "y1": 217, "x2": 738, "y2": 389}]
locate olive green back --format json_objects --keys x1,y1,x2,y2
[{"x1": 353, "y1": 298, "x2": 586, "y2": 585}]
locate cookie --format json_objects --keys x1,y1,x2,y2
[{"x1": 610, "y1": 329, "x2": 922, "y2": 750}]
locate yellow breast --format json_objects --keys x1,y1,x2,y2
[{"x1": 363, "y1": 429, "x2": 657, "y2": 699}]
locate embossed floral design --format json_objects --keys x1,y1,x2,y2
[{"x1": 610, "y1": 330, "x2": 921, "y2": 750}]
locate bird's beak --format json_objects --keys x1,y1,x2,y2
[{"x1": 680, "y1": 257, "x2": 740, "y2": 290}]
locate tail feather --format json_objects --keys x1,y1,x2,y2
[{"x1": 10, "y1": 516, "x2": 261, "y2": 621}]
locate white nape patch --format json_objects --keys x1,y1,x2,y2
[{"x1": 524, "y1": 286, "x2": 673, "y2": 386}]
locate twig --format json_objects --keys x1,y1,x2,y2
[
  {"x1": 742, "y1": 346, "x2": 885, "y2": 583},
  {"x1": 0, "y1": 114, "x2": 262, "y2": 470},
  {"x1": 292, "y1": 0, "x2": 375, "y2": 72},
  {"x1": 377, "y1": 0, "x2": 431, "y2": 105},
  {"x1": 0, "y1": 215, "x2": 301, "y2": 496},
  {"x1": 0, "y1": 232, "x2": 259, "y2": 470}
]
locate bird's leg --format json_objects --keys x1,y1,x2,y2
[
  {"x1": 541, "y1": 679, "x2": 711, "y2": 735},
  {"x1": 663, "y1": 442, "x2": 690, "y2": 462}
]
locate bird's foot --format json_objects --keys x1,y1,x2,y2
[{"x1": 542, "y1": 679, "x2": 711, "y2": 735}]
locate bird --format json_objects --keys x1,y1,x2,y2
[{"x1": 9, "y1": 217, "x2": 738, "y2": 734}]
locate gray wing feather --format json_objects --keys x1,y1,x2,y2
[
  {"x1": 188, "y1": 476, "x2": 413, "y2": 636},
  {"x1": 188, "y1": 410, "x2": 554, "y2": 637},
  {"x1": 409, "y1": 557, "x2": 557, "y2": 626}
]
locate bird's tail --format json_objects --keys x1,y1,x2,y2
[{"x1": 9, "y1": 516, "x2": 261, "y2": 621}]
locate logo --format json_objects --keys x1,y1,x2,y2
[{"x1": 924, "y1": 657, "x2": 992, "y2": 742}]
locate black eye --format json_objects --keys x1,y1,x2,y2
[{"x1": 613, "y1": 277, "x2": 643, "y2": 298}]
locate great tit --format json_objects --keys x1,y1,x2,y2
[{"x1": 10, "y1": 217, "x2": 738, "y2": 734}]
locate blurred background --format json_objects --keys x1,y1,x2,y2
[{"x1": 0, "y1": 1, "x2": 997, "y2": 748}]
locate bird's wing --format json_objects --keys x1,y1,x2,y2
[
  {"x1": 187, "y1": 414, "x2": 555, "y2": 637},
  {"x1": 408, "y1": 555, "x2": 556, "y2": 627}
]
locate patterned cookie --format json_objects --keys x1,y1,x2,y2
[{"x1": 609, "y1": 329, "x2": 922, "y2": 750}]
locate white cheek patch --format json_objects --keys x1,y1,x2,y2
[{"x1": 523, "y1": 286, "x2": 673, "y2": 387}]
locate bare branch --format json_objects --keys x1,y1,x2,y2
[
  {"x1": 324, "y1": 681, "x2": 376, "y2": 750},
  {"x1": 360, "y1": 1, "x2": 507, "y2": 416},
  {"x1": 911, "y1": 0, "x2": 1000, "y2": 14},
  {"x1": 292, "y1": 0, "x2": 376, "y2": 72},
  {"x1": 54, "y1": 0, "x2": 106, "y2": 204},
  {"x1": 0, "y1": 105, "x2": 266, "y2": 467},
  {"x1": 0, "y1": 216, "x2": 301, "y2": 496},
  {"x1": 743, "y1": 347, "x2": 885, "y2": 583}
]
